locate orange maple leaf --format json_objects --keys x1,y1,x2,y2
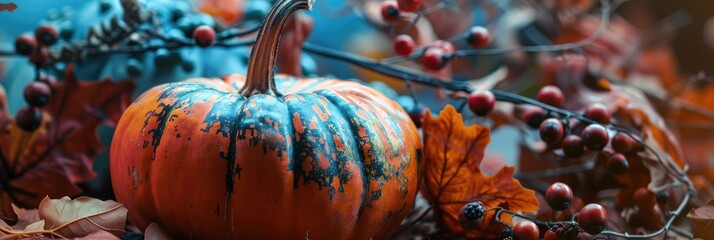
[{"x1": 421, "y1": 105, "x2": 539, "y2": 237}]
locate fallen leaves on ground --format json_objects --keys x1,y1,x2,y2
[
  {"x1": 421, "y1": 105, "x2": 539, "y2": 238},
  {"x1": 0, "y1": 196, "x2": 126, "y2": 239},
  {"x1": 0, "y1": 65, "x2": 135, "y2": 216}
]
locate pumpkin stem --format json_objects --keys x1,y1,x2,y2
[{"x1": 240, "y1": 0, "x2": 314, "y2": 97}]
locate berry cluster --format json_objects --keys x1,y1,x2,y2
[
  {"x1": 16, "y1": 76, "x2": 56, "y2": 132},
  {"x1": 381, "y1": 1, "x2": 491, "y2": 72},
  {"x1": 15, "y1": 24, "x2": 59, "y2": 67},
  {"x1": 505, "y1": 85, "x2": 640, "y2": 176}
]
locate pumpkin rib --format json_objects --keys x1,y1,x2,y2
[
  {"x1": 305, "y1": 91, "x2": 371, "y2": 220},
  {"x1": 313, "y1": 89, "x2": 413, "y2": 225}
]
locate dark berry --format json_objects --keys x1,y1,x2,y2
[
  {"x1": 521, "y1": 108, "x2": 547, "y2": 129},
  {"x1": 607, "y1": 153, "x2": 628, "y2": 174},
  {"x1": 544, "y1": 223, "x2": 579, "y2": 240},
  {"x1": 577, "y1": 203, "x2": 607, "y2": 235},
  {"x1": 539, "y1": 118, "x2": 564, "y2": 144},
  {"x1": 562, "y1": 135, "x2": 584, "y2": 158},
  {"x1": 421, "y1": 47, "x2": 447, "y2": 71},
  {"x1": 408, "y1": 104, "x2": 427, "y2": 128},
  {"x1": 512, "y1": 221, "x2": 539, "y2": 240},
  {"x1": 546, "y1": 182, "x2": 573, "y2": 211},
  {"x1": 537, "y1": 85, "x2": 564, "y2": 108},
  {"x1": 655, "y1": 191, "x2": 669, "y2": 205},
  {"x1": 584, "y1": 103, "x2": 611, "y2": 124},
  {"x1": 467, "y1": 26, "x2": 491, "y2": 48},
  {"x1": 461, "y1": 201, "x2": 486, "y2": 221},
  {"x1": 581, "y1": 124, "x2": 609, "y2": 151},
  {"x1": 24, "y1": 82, "x2": 52, "y2": 107},
  {"x1": 15, "y1": 107, "x2": 43, "y2": 132},
  {"x1": 380, "y1": 1, "x2": 400, "y2": 23},
  {"x1": 397, "y1": 0, "x2": 420, "y2": 12},
  {"x1": 35, "y1": 24, "x2": 59, "y2": 46},
  {"x1": 468, "y1": 90, "x2": 495, "y2": 116},
  {"x1": 15, "y1": 35, "x2": 37, "y2": 56},
  {"x1": 500, "y1": 227, "x2": 513, "y2": 240},
  {"x1": 612, "y1": 132, "x2": 635, "y2": 153},
  {"x1": 393, "y1": 34, "x2": 415, "y2": 56},
  {"x1": 193, "y1": 25, "x2": 216, "y2": 48}
]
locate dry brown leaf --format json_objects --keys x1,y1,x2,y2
[
  {"x1": 687, "y1": 199, "x2": 714, "y2": 239},
  {"x1": 38, "y1": 196, "x2": 127, "y2": 238},
  {"x1": 421, "y1": 105, "x2": 539, "y2": 238}
]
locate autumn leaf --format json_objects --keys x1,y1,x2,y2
[
  {"x1": 687, "y1": 199, "x2": 714, "y2": 239},
  {"x1": 0, "y1": 65, "x2": 135, "y2": 214},
  {"x1": 0, "y1": 196, "x2": 127, "y2": 239},
  {"x1": 421, "y1": 105, "x2": 539, "y2": 237}
]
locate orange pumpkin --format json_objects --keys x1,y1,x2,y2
[{"x1": 109, "y1": 0, "x2": 422, "y2": 238}]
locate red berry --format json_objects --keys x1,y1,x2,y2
[
  {"x1": 24, "y1": 82, "x2": 52, "y2": 107},
  {"x1": 421, "y1": 47, "x2": 447, "y2": 71},
  {"x1": 512, "y1": 221, "x2": 539, "y2": 240},
  {"x1": 612, "y1": 132, "x2": 635, "y2": 153},
  {"x1": 29, "y1": 47, "x2": 49, "y2": 66},
  {"x1": 607, "y1": 153, "x2": 628, "y2": 174},
  {"x1": 537, "y1": 85, "x2": 564, "y2": 108},
  {"x1": 35, "y1": 24, "x2": 58, "y2": 46},
  {"x1": 543, "y1": 229, "x2": 560, "y2": 240},
  {"x1": 539, "y1": 118, "x2": 564, "y2": 144},
  {"x1": 15, "y1": 106, "x2": 43, "y2": 132},
  {"x1": 521, "y1": 108, "x2": 547, "y2": 129},
  {"x1": 562, "y1": 135, "x2": 584, "y2": 158},
  {"x1": 15, "y1": 35, "x2": 37, "y2": 56},
  {"x1": 584, "y1": 103, "x2": 611, "y2": 124},
  {"x1": 467, "y1": 26, "x2": 490, "y2": 48},
  {"x1": 633, "y1": 187, "x2": 656, "y2": 209},
  {"x1": 546, "y1": 182, "x2": 573, "y2": 211},
  {"x1": 38, "y1": 76, "x2": 58, "y2": 92},
  {"x1": 577, "y1": 203, "x2": 607, "y2": 235},
  {"x1": 393, "y1": 34, "x2": 415, "y2": 56},
  {"x1": 380, "y1": 1, "x2": 400, "y2": 23},
  {"x1": 468, "y1": 90, "x2": 495, "y2": 116},
  {"x1": 193, "y1": 26, "x2": 216, "y2": 48},
  {"x1": 581, "y1": 124, "x2": 609, "y2": 151},
  {"x1": 397, "y1": 0, "x2": 420, "y2": 12}
]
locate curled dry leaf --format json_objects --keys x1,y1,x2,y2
[
  {"x1": 687, "y1": 199, "x2": 714, "y2": 239},
  {"x1": 0, "y1": 65, "x2": 135, "y2": 216},
  {"x1": 0, "y1": 196, "x2": 126, "y2": 239},
  {"x1": 39, "y1": 196, "x2": 127, "y2": 238},
  {"x1": 421, "y1": 105, "x2": 539, "y2": 238}
]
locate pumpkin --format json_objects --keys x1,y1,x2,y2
[{"x1": 109, "y1": 0, "x2": 422, "y2": 239}]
